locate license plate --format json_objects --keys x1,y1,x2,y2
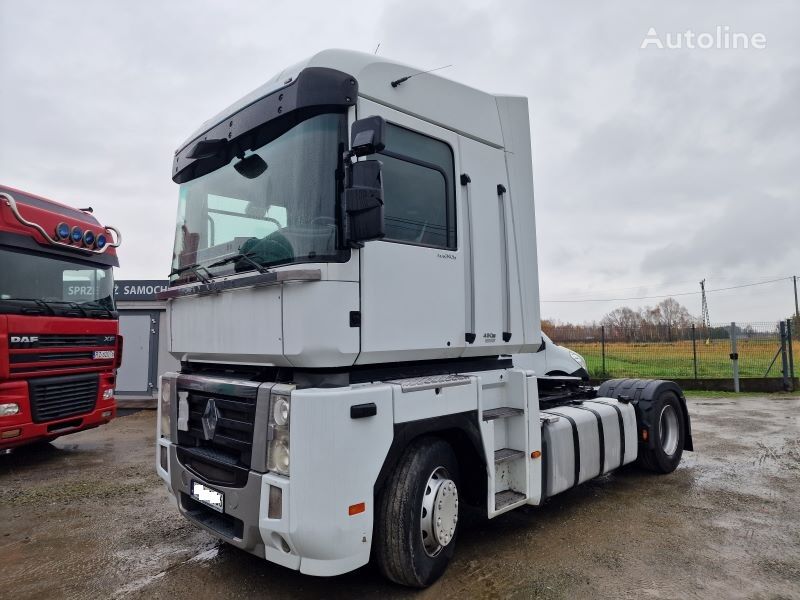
[
  {"x1": 191, "y1": 481, "x2": 224, "y2": 513},
  {"x1": 93, "y1": 350, "x2": 115, "y2": 360}
]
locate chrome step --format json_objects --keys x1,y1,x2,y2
[
  {"x1": 495, "y1": 489, "x2": 526, "y2": 510},
  {"x1": 494, "y1": 448, "x2": 525, "y2": 464},
  {"x1": 482, "y1": 407, "x2": 523, "y2": 421}
]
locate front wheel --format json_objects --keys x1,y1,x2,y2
[
  {"x1": 375, "y1": 437, "x2": 460, "y2": 587},
  {"x1": 638, "y1": 391, "x2": 685, "y2": 473}
]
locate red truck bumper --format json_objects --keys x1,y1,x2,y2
[{"x1": 0, "y1": 378, "x2": 116, "y2": 450}]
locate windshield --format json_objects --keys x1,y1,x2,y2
[
  {"x1": 171, "y1": 112, "x2": 347, "y2": 284},
  {"x1": 0, "y1": 247, "x2": 115, "y2": 314}
]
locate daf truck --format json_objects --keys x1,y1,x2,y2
[
  {"x1": 156, "y1": 50, "x2": 693, "y2": 587},
  {"x1": 0, "y1": 185, "x2": 122, "y2": 450}
]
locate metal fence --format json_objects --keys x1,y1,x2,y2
[{"x1": 545, "y1": 319, "x2": 797, "y2": 387}]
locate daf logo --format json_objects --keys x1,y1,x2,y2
[
  {"x1": 10, "y1": 335, "x2": 39, "y2": 346},
  {"x1": 202, "y1": 399, "x2": 220, "y2": 441}
]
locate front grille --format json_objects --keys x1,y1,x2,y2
[
  {"x1": 178, "y1": 391, "x2": 257, "y2": 468},
  {"x1": 8, "y1": 334, "x2": 115, "y2": 375},
  {"x1": 36, "y1": 334, "x2": 116, "y2": 348},
  {"x1": 9, "y1": 334, "x2": 116, "y2": 348},
  {"x1": 28, "y1": 374, "x2": 99, "y2": 423},
  {"x1": 11, "y1": 352, "x2": 94, "y2": 363}
]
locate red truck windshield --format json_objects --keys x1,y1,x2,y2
[{"x1": 0, "y1": 247, "x2": 115, "y2": 316}]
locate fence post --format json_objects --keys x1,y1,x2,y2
[
  {"x1": 780, "y1": 321, "x2": 790, "y2": 392},
  {"x1": 601, "y1": 325, "x2": 606, "y2": 376},
  {"x1": 730, "y1": 322, "x2": 740, "y2": 393},
  {"x1": 691, "y1": 323, "x2": 698, "y2": 380},
  {"x1": 787, "y1": 318, "x2": 795, "y2": 391}
]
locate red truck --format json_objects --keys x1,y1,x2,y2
[{"x1": 0, "y1": 185, "x2": 122, "y2": 451}]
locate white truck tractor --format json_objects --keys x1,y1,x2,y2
[{"x1": 155, "y1": 50, "x2": 693, "y2": 587}]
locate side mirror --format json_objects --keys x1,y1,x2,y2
[
  {"x1": 350, "y1": 116, "x2": 386, "y2": 157},
  {"x1": 343, "y1": 160, "x2": 385, "y2": 247}
]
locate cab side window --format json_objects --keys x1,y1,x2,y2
[{"x1": 375, "y1": 124, "x2": 456, "y2": 249}]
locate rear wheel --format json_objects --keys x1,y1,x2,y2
[
  {"x1": 375, "y1": 437, "x2": 460, "y2": 587},
  {"x1": 638, "y1": 391, "x2": 685, "y2": 473}
]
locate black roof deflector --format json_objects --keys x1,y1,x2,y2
[{"x1": 173, "y1": 67, "x2": 358, "y2": 184}]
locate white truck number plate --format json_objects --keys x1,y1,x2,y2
[
  {"x1": 93, "y1": 350, "x2": 115, "y2": 360},
  {"x1": 191, "y1": 481, "x2": 224, "y2": 512}
]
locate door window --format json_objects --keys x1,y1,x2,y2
[{"x1": 374, "y1": 124, "x2": 456, "y2": 249}]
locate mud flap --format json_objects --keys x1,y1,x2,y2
[{"x1": 597, "y1": 379, "x2": 693, "y2": 452}]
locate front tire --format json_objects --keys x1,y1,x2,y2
[
  {"x1": 637, "y1": 391, "x2": 685, "y2": 473},
  {"x1": 375, "y1": 437, "x2": 460, "y2": 587}
]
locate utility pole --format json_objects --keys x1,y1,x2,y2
[
  {"x1": 700, "y1": 279, "x2": 711, "y2": 343},
  {"x1": 793, "y1": 275, "x2": 798, "y2": 320}
]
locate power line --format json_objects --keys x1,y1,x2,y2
[
  {"x1": 543, "y1": 272, "x2": 794, "y2": 297},
  {"x1": 541, "y1": 275, "x2": 795, "y2": 303}
]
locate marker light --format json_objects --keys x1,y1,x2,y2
[
  {"x1": 95, "y1": 234, "x2": 107, "y2": 249},
  {"x1": 348, "y1": 502, "x2": 366, "y2": 516},
  {"x1": 70, "y1": 226, "x2": 83, "y2": 243},
  {"x1": 56, "y1": 222, "x2": 70, "y2": 239},
  {"x1": 83, "y1": 230, "x2": 95, "y2": 246}
]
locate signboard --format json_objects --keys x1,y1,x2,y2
[
  {"x1": 63, "y1": 281, "x2": 97, "y2": 302},
  {"x1": 114, "y1": 280, "x2": 169, "y2": 301}
]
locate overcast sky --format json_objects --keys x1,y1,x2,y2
[{"x1": 1, "y1": 0, "x2": 798, "y2": 324}]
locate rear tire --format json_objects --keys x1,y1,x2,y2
[
  {"x1": 375, "y1": 437, "x2": 460, "y2": 587},
  {"x1": 637, "y1": 391, "x2": 685, "y2": 473}
]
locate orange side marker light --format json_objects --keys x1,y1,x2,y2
[
  {"x1": 531, "y1": 450, "x2": 541, "y2": 459},
  {"x1": 349, "y1": 502, "x2": 366, "y2": 516}
]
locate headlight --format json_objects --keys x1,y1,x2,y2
[
  {"x1": 267, "y1": 393, "x2": 291, "y2": 475},
  {"x1": 569, "y1": 351, "x2": 587, "y2": 369},
  {"x1": 159, "y1": 378, "x2": 171, "y2": 441},
  {"x1": 273, "y1": 396, "x2": 290, "y2": 426},
  {"x1": 103, "y1": 388, "x2": 114, "y2": 400},
  {"x1": 267, "y1": 427, "x2": 291, "y2": 474},
  {"x1": 0, "y1": 403, "x2": 20, "y2": 416}
]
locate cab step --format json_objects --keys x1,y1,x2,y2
[
  {"x1": 494, "y1": 448, "x2": 525, "y2": 464},
  {"x1": 482, "y1": 407, "x2": 523, "y2": 421},
  {"x1": 495, "y1": 489, "x2": 526, "y2": 510}
]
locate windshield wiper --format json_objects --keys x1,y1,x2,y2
[
  {"x1": 0, "y1": 297, "x2": 57, "y2": 315},
  {"x1": 169, "y1": 263, "x2": 213, "y2": 283},
  {"x1": 34, "y1": 299, "x2": 58, "y2": 315},
  {"x1": 78, "y1": 300, "x2": 116, "y2": 318},
  {"x1": 208, "y1": 251, "x2": 269, "y2": 274}
]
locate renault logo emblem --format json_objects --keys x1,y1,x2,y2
[{"x1": 202, "y1": 399, "x2": 220, "y2": 440}]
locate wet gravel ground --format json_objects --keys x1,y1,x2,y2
[{"x1": 1, "y1": 394, "x2": 799, "y2": 599}]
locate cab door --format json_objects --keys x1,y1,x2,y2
[{"x1": 355, "y1": 98, "x2": 465, "y2": 364}]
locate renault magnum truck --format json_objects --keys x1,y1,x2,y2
[
  {"x1": 156, "y1": 50, "x2": 692, "y2": 587},
  {"x1": 0, "y1": 185, "x2": 122, "y2": 450}
]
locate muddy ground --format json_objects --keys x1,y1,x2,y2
[{"x1": 1, "y1": 395, "x2": 798, "y2": 599}]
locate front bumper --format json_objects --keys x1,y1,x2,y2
[
  {"x1": 156, "y1": 379, "x2": 395, "y2": 578},
  {"x1": 571, "y1": 366, "x2": 590, "y2": 381},
  {"x1": 159, "y1": 441, "x2": 300, "y2": 571},
  {"x1": 0, "y1": 403, "x2": 116, "y2": 450}
]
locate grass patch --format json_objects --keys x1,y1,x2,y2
[{"x1": 568, "y1": 338, "x2": 797, "y2": 379}]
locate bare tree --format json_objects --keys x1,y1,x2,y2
[
  {"x1": 655, "y1": 298, "x2": 693, "y2": 328},
  {"x1": 601, "y1": 306, "x2": 642, "y2": 341}
]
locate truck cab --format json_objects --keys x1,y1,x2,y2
[
  {"x1": 0, "y1": 185, "x2": 122, "y2": 450},
  {"x1": 156, "y1": 50, "x2": 692, "y2": 587}
]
